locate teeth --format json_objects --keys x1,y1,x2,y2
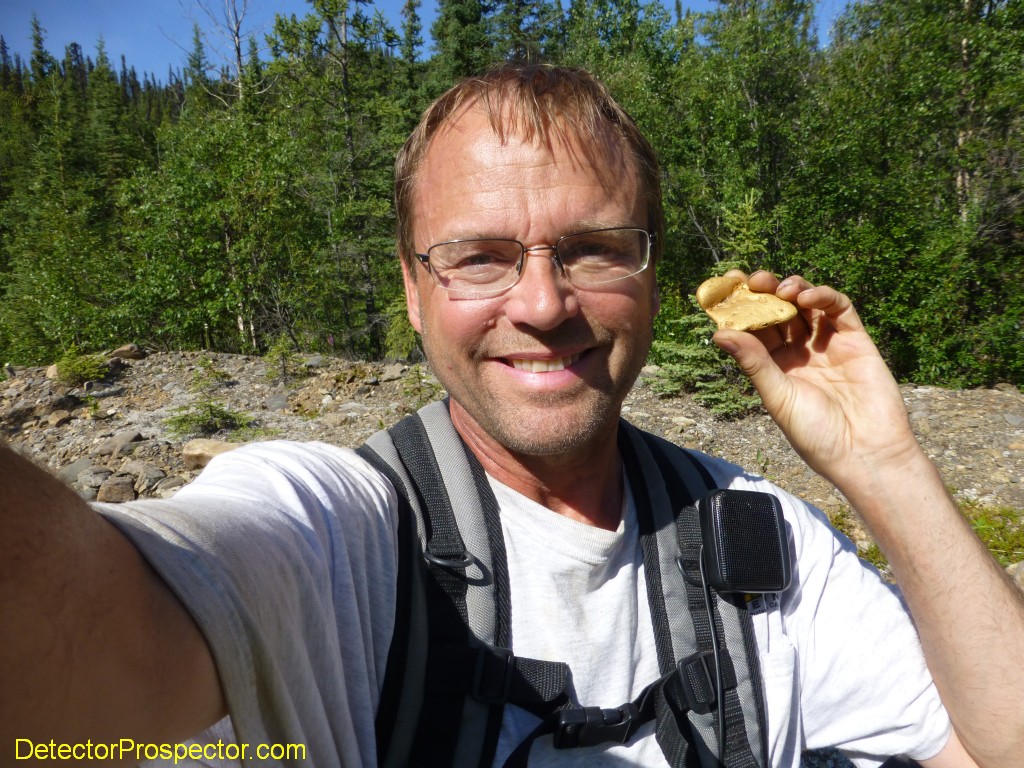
[{"x1": 510, "y1": 354, "x2": 580, "y2": 373}]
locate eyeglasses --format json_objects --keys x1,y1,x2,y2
[{"x1": 415, "y1": 227, "x2": 655, "y2": 298}]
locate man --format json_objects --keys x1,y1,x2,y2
[{"x1": 2, "y1": 64, "x2": 1022, "y2": 767}]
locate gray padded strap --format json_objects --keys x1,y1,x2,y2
[
  {"x1": 358, "y1": 430, "x2": 431, "y2": 768},
  {"x1": 365, "y1": 402, "x2": 505, "y2": 767},
  {"x1": 417, "y1": 400, "x2": 498, "y2": 644},
  {"x1": 621, "y1": 423, "x2": 766, "y2": 767},
  {"x1": 620, "y1": 423, "x2": 718, "y2": 764},
  {"x1": 415, "y1": 401, "x2": 498, "y2": 765}
]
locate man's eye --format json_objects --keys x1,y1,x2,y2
[
  {"x1": 569, "y1": 242, "x2": 611, "y2": 259},
  {"x1": 563, "y1": 240, "x2": 622, "y2": 263},
  {"x1": 449, "y1": 249, "x2": 518, "y2": 271},
  {"x1": 457, "y1": 253, "x2": 500, "y2": 268}
]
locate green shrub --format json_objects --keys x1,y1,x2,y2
[
  {"x1": 829, "y1": 498, "x2": 1024, "y2": 574},
  {"x1": 164, "y1": 399, "x2": 254, "y2": 438},
  {"x1": 263, "y1": 334, "x2": 307, "y2": 383},
  {"x1": 230, "y1": 424, "x2": 282, "y2": 442},
  {"x1": 960, "y1": 499, "x2": 1024, "y2": 568},
  {"x1": 55, "y1": 346, "x2": 109, "y2": 387},
  {"x1": 650, "y1": 300, "x2": 761, "y2": 420},
  {"x1": 384, "y1": 294, "x2": 420, "y2": 360},
  {"x1": 401, "y1": 364, "x2": 444, "y2": 409},
  {"x1": 189, "y1": 357, "x2": 232, "y2": 393}
]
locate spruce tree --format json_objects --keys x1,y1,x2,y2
[{"x1": 429, "y1": 0, "x2": 494, "y2": 90}]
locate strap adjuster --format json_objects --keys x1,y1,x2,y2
[
  {"x1": 553, "y1": 703, "x2": 641, "y2": 749},
  {"x1": 472, "y1": 646, "x2": 514, "y2": 705},
  {"x1": 677, "y1": 652, "x2": 716, "y2": 715}
]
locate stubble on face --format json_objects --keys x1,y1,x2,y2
[{"x1": 418, "y1": 312, "x2": 653, "y2": 458}]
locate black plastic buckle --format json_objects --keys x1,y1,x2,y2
[
  {"x1": 553, "y1": 703, "x2": 641, "y2": 749},
  {"x1": 472, "y1": 646, "x2": 514, "y2": 705},
  {"x1": 677, "y1": 652, "x2": 716, "y2": 715}
]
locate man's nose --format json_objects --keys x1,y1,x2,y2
[{"x1": 504, "y1": 247, "x2": 578, "y2": 329}]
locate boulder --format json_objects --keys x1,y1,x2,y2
[
  {"x1": 302, "y1": 354, "x2": 327, "y2": 369},
  {"x1": 380, "y1": 363, "x2": 406, "y2": 383},
  {"x1": 96, "y1": 474, "x2": 137, "y2": 503},
  {"x1": 183, "y1": 438, "x2": 239, "y2": 470},
  {"x1": 88, "y1": 385, "x2": 125, "y2": 399},
  {"x1": 322, "y1": 412, "x2": 358, "y2": 428},
  {"x1": 77, "y1": 467, "x2": 113, "y2": 489},
  {"x1": 58, "y1": 457, "x2": 96, "y2": 485},
  {"x1": 265, "y1": 393, "x2": 291, "y2": 412},
  {"x1": 156, "y1": 476, "x2": 188, "y2": 498},
  {"x1": 109, "y1": 343, "x2": 147, "y2": 360},
  {"x1": 47, "y1": 410, "x2": 72, "y2": 427},
  {"x1": 120, "y1": 460, "x2": 167, "y2": 494},
  {"x1": 93, "y1": 430, "x2": 144, "y2": 457},
  {"x1": 104, "y1": 357, "x2": 127, "y2": 376}
]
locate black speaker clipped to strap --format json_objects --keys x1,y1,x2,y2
[
  {"x1": 698, "y1": 489, "x2": 792, "y2": 595},
  {"x1": 693, "y1": 488, "x2": 792, "y2": 765}
]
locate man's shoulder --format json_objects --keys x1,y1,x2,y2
[
  {"x1": 173, "y1": 438, "x2": 399, "y2": 510},
  {"x1": 195, "y1": 437, "x2": 372, "y2": 470}
]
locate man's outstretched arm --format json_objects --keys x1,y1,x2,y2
[
  {"x1": 0, "y1": 441, "x2": 225, "y2": 765},
  {"x1": 714, "y1": 270, "x2": 1024, "y2": 768}
]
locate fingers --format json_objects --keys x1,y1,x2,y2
[
  {"x1": 746, "y1": 269, "x2": 786, "y2": 294},
  {"x1": 787, "y1": 283, "x2": 864, "y2": 334},
  {"x1": 722, "y1": 269, "x2": 788, "y2": 291},
  {"x1": 722, "y1": 270, "x2": 865, "y2": 335}
]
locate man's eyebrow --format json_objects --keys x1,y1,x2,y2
[
  {"x1": 432, "y1": 220, "x2": 643, "y2": 244},
  {"x1": 561, "y1": 220, "x2": 643, "y2": 235},
  {"x1": 432, "y1": 231, "x2": 515, "y2": 243}
]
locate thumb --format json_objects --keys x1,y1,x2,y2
[{"x1": 713, "y1": 330, "x2": 792, "y2": 412}]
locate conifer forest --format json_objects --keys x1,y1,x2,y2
[{"x1": 0, "y1": 0, "x2": 1021, "y2": 394}]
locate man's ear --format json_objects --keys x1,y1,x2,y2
[
  {"x1": 651, "y1": 278, "x2": 661, "y2": 319},
  {"x1": 401, "y1": 257, "x2": 424, "y2": 334}
]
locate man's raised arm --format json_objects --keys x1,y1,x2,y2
[
  {"x1": 713, "y1": 270, "x2": 1024, "y2": 768},
  {"x1": 0, "y1": 441, "x2": 224, "y2": 764}
]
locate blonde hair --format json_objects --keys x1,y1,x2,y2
[{"x1": 394, "y1": 63, "x2": 663, "y2": 267}]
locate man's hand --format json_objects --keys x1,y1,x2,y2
[
  {"x1": 711, "y1": 270, "x2": 1024, "y2": 768},
  {"x1": 710, "y1": 270, "x2": 920, "y2": 492}
]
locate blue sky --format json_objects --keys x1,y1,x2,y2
[{"x1": 1, "y1": 0, "x2": 849, "y2": 82}]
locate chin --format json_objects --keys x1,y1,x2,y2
[{"x1": 476, "y1": 401, "x2": 618, "y2": 458}]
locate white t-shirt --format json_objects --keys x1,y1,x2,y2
[{"x1": 96, "y1": 439, "x2": 951, "y2": 767}]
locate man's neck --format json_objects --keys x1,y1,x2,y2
[{"x1": 451, "y1": 407, "x2": 625, "y2": 531}]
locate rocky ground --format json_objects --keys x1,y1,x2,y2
[{"x1": 3, "y1": 348, "x2": 1023, "y2": 570}]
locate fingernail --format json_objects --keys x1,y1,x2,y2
[{"x1": 778, "y1": 278, "x2": 794, "y2": 290}]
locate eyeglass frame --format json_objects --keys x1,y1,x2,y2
[{"x1": 413, "y1": 227, "x2": 657, "y2": 298}]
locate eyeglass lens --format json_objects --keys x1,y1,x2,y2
[{"x1": 426, "y1": 228, "x2": 650, "y2": 296}]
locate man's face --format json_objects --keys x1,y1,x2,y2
[{"x1": 403, "y1": 107, "x2": 659, "y2": 459}]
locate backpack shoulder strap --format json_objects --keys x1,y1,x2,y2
[
  {"x1": 620, "y1": 421, "x2": 768, "y2": 768},
  {"x1": 355, "y1": 433, "x2": 429, "y2": 768},
  {"x1": 361, "y1": 406, "x2": 767, "y2": 768},
  {"x1": 359, "y1": 400, "x2": 569, "y2": 768}
]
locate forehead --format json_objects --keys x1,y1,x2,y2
[{"x1": 413, "y1": 106, "x2": 642, "y2": 239}]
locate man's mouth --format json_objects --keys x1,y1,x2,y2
[{"x1": 507, "y1": 353, "x2": 581, "y2": 373}]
